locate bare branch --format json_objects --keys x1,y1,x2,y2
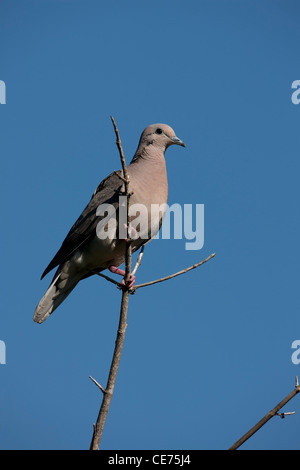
[
  {"x1": 131, "y1": 246, "x2": 145, "y2": 277},
  {"x1": 90, "y1": 288, "x2": 130, "y2": 450},
  {"x1": 90, "y1": 117, "x2": 132, "y2": 451},
  {"x1": 89, "y1": 376, "x2": 106, "y2": 394},
  {"x1": 110, "y1": 116, "x2": 129, "y2": 183},
  {"x1": 95, "y1": 251, "x2": 214, "y2": 293},
  {"x1": 110, "y1": 115, "x2": 132, "y2": 283},
  {"x1": 92, "y1": 271, "x2": 122, "y2": 288},
  {"x1": 130, "y1": 253, "x2": 215, "y2": 292},
  {"x1": 229, "y1": 377, "x2": 300, "y2": 450},
  {"x1": 276, "y1": 411, "x2": 295, "y2": 419},
  {"x1": 113, "y1": 170, "x2": 127, "y2": 184}
]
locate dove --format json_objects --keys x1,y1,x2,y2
[{"x1": 34, "y1": 123, "x2": 185, "y2": 323}]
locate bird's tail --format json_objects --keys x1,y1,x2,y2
[{"x1": 33, "y1": 268, "x2": 79, "y2": 324}]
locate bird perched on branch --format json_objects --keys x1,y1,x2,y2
[{"x1": 34, "y1": 123, "x2": 185, "y2": 324}]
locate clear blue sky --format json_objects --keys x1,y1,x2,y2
[{"x1": 1, "y1": 0, "x2": 300, "y2": 450}]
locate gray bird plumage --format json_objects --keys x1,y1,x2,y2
[{"x1": 34, "y1": 123, "x2": 185, "y2": 323}]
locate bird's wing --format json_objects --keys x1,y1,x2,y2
[{"x1": 41, "y1": 171, "x2": 123, "y2": 279}]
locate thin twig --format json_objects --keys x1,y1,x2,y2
[
  {"x1": 130, "y1": 253, "x2": 215, "y2": 291},
  {"x1": 110, "y1": 116, "x2": 129, "y2": 183},
  {"x1": 131, "y1": 246, "x2": 145, "y2": 276},
  {"x1": 113, "y1": 170, "x2": 127, "y2": 184},
  {"x1": 89, "y1": 376, "x2": 106, "y2": 394},
  {"x1": 90, "y1": 117, "x2": 132, "y2": 451},
  {"x1": 92, "y1": 271, "x2": 122, "y2": 288},
  {"x1": 110, "y1": 115, "x2": 132, "y2": 283},
  {"x1": 229, "y1": 376, "x2": 300, "y2": 450},
  {"x1": 276, "y1": 412, "x2": 295, "y2": 419}
]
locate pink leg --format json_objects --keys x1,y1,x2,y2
[
  {"x1": 109, "y1": 266, "x2": 125, "y2": 277},
  {"x1": 109, "y1": 266, "x2": 136, "y2": 289}
]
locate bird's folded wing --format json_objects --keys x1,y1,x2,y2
[{"x1": 41, "y1": 171, "x2": 123, "y2": 279}]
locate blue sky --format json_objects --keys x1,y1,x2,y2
[{"x1": 1, "y1": 0, "x2": 300, "y2": 450}]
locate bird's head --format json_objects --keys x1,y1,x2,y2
[{"x1": 138, "y1": 123, "x2": 186, "y2": 151}]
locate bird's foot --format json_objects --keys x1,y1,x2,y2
[
  {"x1": 108, "y1": 266, "x2": 136, "y2": 291},
  {"x1": 121, "y1": 274, "x2": 136, "y2": 290}
]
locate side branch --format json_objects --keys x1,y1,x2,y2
[
  {"x1": 131, "y1": 253, "x2": 215, "y2": 291},
  {"x1": 89, "y1": 376, "x2": 106, "y2": 394},
  {"x1": 131, "y1": 246, "x2": 144, "y2": 276},
  {"x1": 228, "y1": 376, "x2": 300, "y2": 450}
]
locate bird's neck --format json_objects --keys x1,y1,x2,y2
[
  {"x1": 128, "y1": 145, "x2": 168, "y2": 207},
  {"x1": 131, "y1": 142, "x2": 166, "y2": 164},
  {"x1": 128, "y1": 144, "x2": 168, "y2": 187}
]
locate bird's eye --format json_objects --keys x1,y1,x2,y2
[{"x1": 155, "y1": 128, "x2": 163, "y2": 135}]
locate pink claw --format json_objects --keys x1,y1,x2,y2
[
  {"x1": 109, "y1": 266, "x2": 136, "y2": 290},
  {"x1": 123, "y1": 274, "x2": 136, "y2": 289}
]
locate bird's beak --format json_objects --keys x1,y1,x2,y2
[{"x1": 169, "y1": 136, "x2": 186, "y2": 148}]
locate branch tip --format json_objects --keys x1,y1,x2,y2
[
  {"x1": 130, "y1": 252, "x2": 216, "y2": 292},
  {"x1": 89, "y1": 376, "x2": 106, "y2": 394}
]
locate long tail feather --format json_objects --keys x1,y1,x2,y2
[{"x1": 33, "y1": 270, "x2": 78, "y2": 324}]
